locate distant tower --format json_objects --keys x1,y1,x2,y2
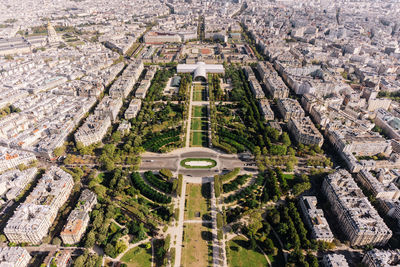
[{"x1": 47, "y1": 21, "x2": 61, "y2": 46}]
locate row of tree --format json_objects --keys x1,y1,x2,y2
[
  {"x1": 131, "y1": 172, "x2": 172, "y2": 204},
  {"x1": 145, "y1": 68, "x2": 176, "y2": 101},
  {"x1": 219, "y1": 129, "x2": 255, "y2": 152},
  {"x1": 209, "y1": 73, "x2": 224, "y2": 101},
  {"x1": 178, "y1": 73, "x2": 192, "y2": 101},
  {"x1": 223, "y1": 174, "x2": 251, "y2": 193},
  {"x1": 144, "y1": 171, "x2": 172, "y2": 194},
  {"x1": 142, "y1": 129, "x2": 181, "y2": 152},
  {"x1": 219, "y1": 167, "x2": 241, "y2": 182}
]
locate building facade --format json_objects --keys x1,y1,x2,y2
[
  {"x1": 299, "y1": 196, "x2": 334, "y2": 242},
  {"x1": 4, "y1": 167, "x2": 74, "y2": 244},
  {"x1": 0, "y1": 247, "x2": 31, "y2": 267},
  {"x1": 288, "y1": 116, "x2": 324, "y2": 146},
  {"x1": 60, "y1": 189, "x2": 97, "y2": 245},
  {"x1": 277, "y1": 98, "x2": 305, "y2": 121},
  {"x1": 322, "y1": 169, "x2": 392, "y2": 246}
]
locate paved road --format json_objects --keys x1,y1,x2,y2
[{"x1": 141, "y1": 148, "x2": 256, "y2": 177}]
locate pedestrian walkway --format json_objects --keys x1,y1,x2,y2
[
  {"x1": 210, "y1": 180, "x2": 227, "y2": 267},
  {"x1": 185, "y1": 84, "x2": 194, "y2": 148},
  {"x1": 173, "y1": 179, "x2": 187, "y2": 267}
]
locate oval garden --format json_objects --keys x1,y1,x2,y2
[{"x1": 180, "y1": 158, "x2": 217, "y2": 169}]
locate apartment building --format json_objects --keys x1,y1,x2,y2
[
  {"x1": 109, "y1": 60, "x2": 144, "y2": 99},
  {"x1": 144, "y1": 31, "x2": 182, "y2": 43},
  {"x1": 288, "y1": 116, "x2": 324, "y2": 146},
  {"x1": 265, "y1": 76, "x2": 289, "y2": 99},
  {"x1": 327, "y1": 128, "x2": 392, "y2": 157},
  {"x1": 60, "y1": 210, "x2": 90, "y2": 245},
  {"x1": 75, "y1": 95, "x2": 123, "y2": 146},
  {"x1": 299, "y1": 196, "x2": 334, "y2": 242},
  {"x1": 0, "y1": 148, "x2": 36, "y2": 173},
  {"x1": 357, "y1": 169, "x2": 400, "y2": 200},
  {"x1": 0, "y1": 168, "x2": 37, "y2": 201},
  {"x1": 258, "y1": 99, "x2": 274, "y2": 121},
  {"x1": 125, "y1": 99, "x2": 142, "y2": 120},
  {"x1": 243, "y1": 66, "x2": 255, "y2": 79},
  {"x1": 117, "y1": 120, "x2": 131, "y2": 136},
  {"x1": 248, "y1": 77, "x2": 264, "y2": 99},
  {"x1": 362, "y1": 249, "x2": 400, "y2": 267},
  {"x1": 60, "y1": 189, "x2": 97, "y2": 245},
  {"x1": 322, "y1": 254, "x2": 349, "y2": 267},
  {"x1": 135, "y1": 79, "x2": 152, "y2": 99},
  {"x1": 322, "y1": 169, "x2": 392, "y2": 246},
  {"x1": 4, "y1": 166, "x2": 74, "y2": 244},
  {"x1": 256, "y1": 61, "x2": 273, "y2": 80},
  {"x1": 375, "y1": 108, "x2": 400, "y2": 140},
  {"x1": 0, "y1": 247, "x2": 31, "y2": 267},
  {"x1": 257, "y1": 61, "x2": 289, "y2": 99},
  {"x1": 277, "y1": 98, "x2": 305, "y2": 121},
  {"x1": 51, "y1": 250, "x2": 72, "y2": 267},
  {"x1": 74, "y1": 115, "x2": 111, "y2": 146},
  {"x1": 95, "y1": 96, "x2": 123, "y2": 123}
]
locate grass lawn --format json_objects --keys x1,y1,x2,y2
[
  {"x1": 193, "y1": 83, "x2": 205, "y2": 90},
  {"x1": 185, "y1": 184, "x2": 210, "y2": 220},
  {"x1": 227, "y1": 236, "x2": 269, "y2": 267},
  {"x1": 181, "y1": 223, "x2": 213, "y2": 267},
  {"x1": 109, "y1": 222, "x2": 121, "y2": 235},
  {"x1": 191, "y1": 118, "x2": 208, "y2": 131},
  {"x1": 282, "y1": 173, "x2": 294, "y2": 180},
  {"x1": 192, "y1": 106, "x2": 208, "y2": 118},
  {"x1": 121, "y1": 244, "x2": 152, "y2": 267},
  {"x1": 190, "y1": 131, "x2": 208, "y2": 147},
  {"x1": 193, "y1": 90, "x2": 207, "y2": 101}
]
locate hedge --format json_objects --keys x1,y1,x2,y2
[
  {"x1": 144, "y1": 171, "x2": 172, "y2": 194},
  {"x1": 131, "y1": 172, "x2": 171, "y2": 204}
]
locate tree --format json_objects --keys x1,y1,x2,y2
[
  {"x1": 93, "y1": 185, "x2": 107, "y2": 199},
  {"x1": 271, "y1": 211, "x2": 280, "y2": 225},
  {"x1": 270, "y1": 144, "x2": 287, "y2": 156},
  {"x1": 74, "y1": 254, "x2": 87, "y2": 267},
  {"x1": 264, "y1": 238, "x2": 277, "y2": 255},
  {"x1": 111, "y1": 131, "x2": 121, "y2": 143},
  {"x1": 52, "y1": 237, "x2": 62, "y2": 246},
  {"x1": 115, "y1": 240, "x2": 127, "y2": 254},
  {"x1": 138, "y1": 223, "x2": 147, "y2": 240},
  {"x1": 84, "y1": 230, "x2": 96, "y2": 248},
  {"x1": 281, "y1": 132, "x2": 291, "y2": 147},
  {"x1": 0, "y1": 234, "x2": 7, "y2": 243},
  {"x1": 246, "y1": 210, "x2": 263, "y2": 236},
  {"x1": 287, "y1": 147, "x2": 296, "y2": 156},
  {"x1": 102, "y1": 157, "x2": 115, "y2": 171},
  {"x1": 292, "y1": 182, "x2": 311, "y2": 197},
  {"x1": 159, "y1": 168, "x2": 173, "y2": 179},
  {"x1": 104, "y1": 243, "x2": 117, "y2": 258},
  {"x1": 307, "y1": 253, "x2": 318, "y2": 267},
  {"x1": 286, "y1": 161, "x2": 294, "y2": 172},
  {"x1": 249, "y1": 236, "x2": 257, "y2": 250},
  {"x1": 103, "y1": 144, "x2": 116, "y2": 156},
  {"x1": 53, "y1": 146, "x2": 65, "y2": 157}
]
